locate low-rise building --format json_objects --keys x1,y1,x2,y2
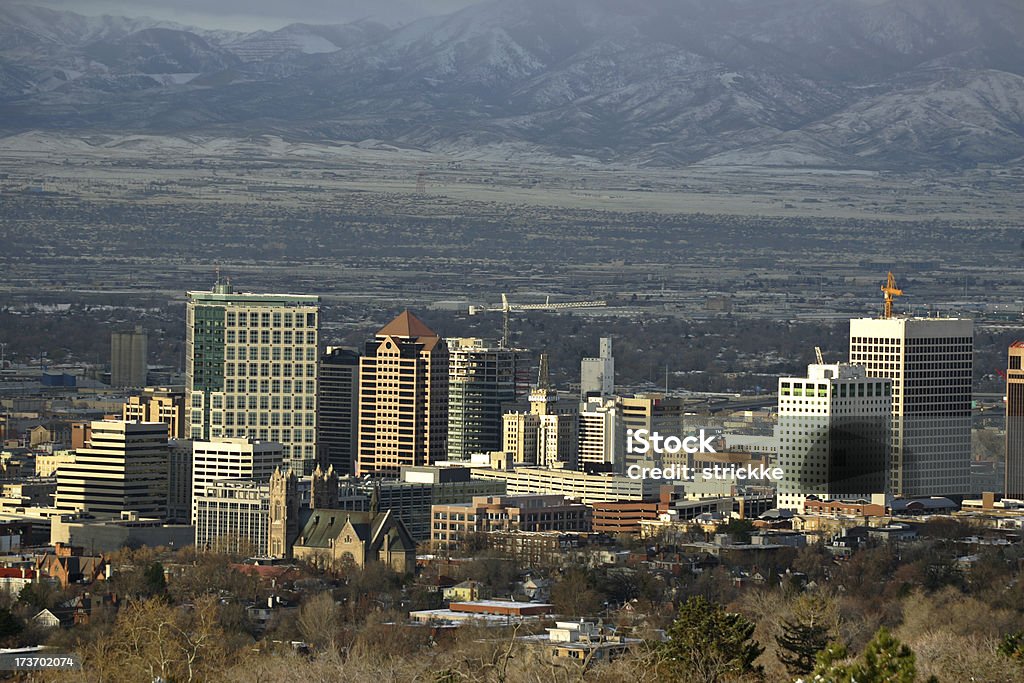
[
  {"x1": 520, "y1": 620, "x2": 643, "y2": 663},
  {"x1": 410, "y1": 600, "x2": 554, "y2": 626},
  {"x1": 431, "y1": 495, "x2": 591, "y2": 549}
]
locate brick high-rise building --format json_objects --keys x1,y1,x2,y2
[
  {"x1": 356, "y1": 311, "x2": 448, "y2": 477},
  {"x1": 123, "y1": 387, "x2": 186, "y2": 439},
  {"x1": 1005, "y1": 342, "x2": 1024, "y2": 499}
]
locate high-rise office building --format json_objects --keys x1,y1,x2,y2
[
  {"x1": 356, "y1": 311, "x2": 448, "y2": 477},
  {"x1": 185, "y1": 280, "x2": 320, "y2": 475},
  {"x1": 619, "y1": 393, "x2": 688, "y2": 467},
  {"x1": 318, "y1": 347, "x2": 360, "y2": 475},
  {"x1": 190, "y1": 437, "x2": 283, "y2": 523},
  {"x1": 447, "y1": 338, "x2": 522, "y2": 461},
  {"x1": 503, "y1": 378, "x2": 579, "y2": 470},
  {"x1": 111, "y1": 326, "x2": 148, "y2": 388},
  {"x1": 503, "y1": 412, "x2": 540, "y2": 464},
  {"x1": 1005, "y1": 342, "x2": 1024, "y2": 499},
  {"x1": 55, "y1": 420, "x2": 168, "y2": 517},
  {"x1": 580, "y1": 337, "x2": 614, "y2": 399},
  {"x1": 577, "y1": 397, "x2": 624, "y2": 472},
  {"x1": 777, "y1": 364, "x2": 891, "y2": 511},
  {"x1": 123, "y1": 387, "x2": 186, "y2": 439},
  {"x1": 849, "y1": 316, "x2": 973, "y2": 497},
  {"x1": 168, "y1": 439, "x2": 193, "y2": 522}
]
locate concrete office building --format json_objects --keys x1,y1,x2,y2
[
  {"x1": 447, "y1": 338, "x2": 522, "y2": 462},
  {"x1": 318, "y1": 347, "x2": 360, "y2": 475},
  {"x1": 1006, "y1": 342, "x2": 1024, "y2": 499},
  {"x1": 619, "y1": 394, "x2": 689, "y2": 467},
  {"x1": 111, "y1": 326, "x2": 148, "y2": 388},
  {"x1": 577, "y1": 397, "x2": 624, "y2": 473},
  {"x1": 850, "y1": 316, "x2": 973, "y2": 497},
  {"x1": 777, "y1": 364, "x2": 891, "y2": 512},
  {"x1": 190, "y1": 437, "x2": 283, "y2": 523},
  {"x1": 356, "y1": 311, "x2": 448, "y2": 477},
  {"x1": 468, "y1": 466, "x2": 660, "y2": 505},
  {"x1": 580, "y1": 337, "x2": 614, "y2": 399},
  {"x1": 503, "y1": 381, "x2": 578, "y2": 469},
  {"x1": 185, "y1": 280, "x2": 320, "y2": 475},
  {"x1": 194, "y1": 479, "x2": 270, "y2": 555},
  {"x1": 123, "y1": 387, "x2": 186, "y2": 439},
  {"x1": 55, "y1": 420, "x2": 168, "y2": 517}
]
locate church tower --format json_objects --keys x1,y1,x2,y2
[
  {"x1": 268, "y1": 467, "x2": 299, "y2": 558},
  {"x1": 311, "y1": 464, "x2": 340, "y2": 509}
]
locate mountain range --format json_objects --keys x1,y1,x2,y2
[{"x1": 1, "y1": 0, "x2": 1023, "y2": 169}]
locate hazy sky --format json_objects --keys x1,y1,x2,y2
[{"x1": 29, "y1": 0, "x2": 482, "y2": 31}]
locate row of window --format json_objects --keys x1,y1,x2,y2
[
  {"x1": 226, "y1": 329, "x2": 316, "y2": 345},
  {"x1": 224, "y1": 362, "x2": 316, "y2": 378},
  {"x1": 211, "y1": 395, "x2": 315, "y2": 411},
  {"x1": 227, "y1": 346, "x2": 316, "y2": 362},
  {"x1": 211, "y1": 411, "x2": 315, "y2": 429},
  {"x1": 225, "y1": 311, "x2": 317, "y2": 328}
]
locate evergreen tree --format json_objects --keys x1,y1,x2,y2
[
  {"x1": 810, "y1": 627, "x2": 920, "y2": 683},
  {"x1": 0, "y1": 608, "x2": 23, "y2": 642},
  {"x1": 143, "y1": 562, "x2": 167, "y2": 595},
  {"x1": 776, "y1": 594, "x2": 837, "y2": 676},
  {"x1": 998, "y1": 630, "x2": 1024, "y2": 670},
  {"x1": 660, "y1": 595, "x2": 764, "y2": 683}
]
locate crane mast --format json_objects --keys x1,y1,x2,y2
[{"x1": 881, "y1": 272, "x2": 904, "y2": 319}]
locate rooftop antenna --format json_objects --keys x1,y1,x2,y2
[{"x1": 537, "y1": 353, "x2": 550, "y2": 390}]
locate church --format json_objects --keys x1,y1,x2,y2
[{"x1": 267, "y1": 465, "x2": 417, "y2": 574}]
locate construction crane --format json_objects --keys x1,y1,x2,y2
[
  {"x1": 468, "y1": 294, "x2": 608, "y2": 348},
  {"x1": 814, "y1": 346, "x2": 824, "y2": 364},
  {"x1": 881, "y1": 271, "x2": 904, "y2": 319}
]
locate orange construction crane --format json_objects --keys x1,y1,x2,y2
[{"x1": 881, "y1": 271, "x2": 903, "y2": 319}]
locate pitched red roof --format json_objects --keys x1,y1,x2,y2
[{"x1": 377, "y1": 310, "x2": 439, "y2": 339}]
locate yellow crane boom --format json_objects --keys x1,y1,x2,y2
[{"x1": 881, "y1": 271, "x2": 903, "y2": 319}]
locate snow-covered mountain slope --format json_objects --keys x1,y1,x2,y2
[{"x1": 1, "y1": 0, "x2": 1022, "y2": 170}]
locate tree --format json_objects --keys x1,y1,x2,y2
[
  {"x1": 296, "y1": 591, "x2": 341, "y2": 651},
  {"x1": 551, "y1": 568, "x2": 605, "y2": 617},
  {"x1": 0, "y1": 608, "x2": 22, "y2": 643},
  {"x1": 659, "y1": 595, "x2": 764, "y2": 683},
  {"x1": 715, "y1": 518, "x2": 755, "y2": 544},
  {"x1": 998, "y1": 630, "x2": 1024, "y2": 670},
  {"x1": 810, "y1": 627, "x2": 923, "y2": 683},
  {"x1": 143, "y1": 562, "x2": 167, "y2": 595},
  {"x1": 776, "y1": 594, "x2": 837, "y2": 676}
]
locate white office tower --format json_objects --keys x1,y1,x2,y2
[
  {"x1": 850, "y1": 317, "x2": 973, "y2": 497},
  {"x1": 55, "y1": 420, "x2": 169, "y2": 517},
  {"x1": 577, "y1": 397, "x2": 625, "y2": 473},
  {"x1": 190, "y1": 437, "x2": 284, "y2": 523},
  {"x1": 580, "y1": 337, "x2": 614, "y2": 399},
  {"x1": 777, "y1": 364, "x2": 891, "y2": 512}
]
